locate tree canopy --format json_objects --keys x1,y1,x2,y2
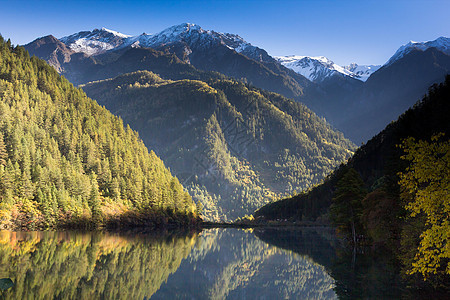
[
  {"x1": 0, "y1": 36, "x2": 199, "y2": 229},
  {"x1": 399, "y1": 133, "x2": 450, "y2": 278}
]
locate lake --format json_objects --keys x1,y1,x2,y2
[{"x1": 0, "y1": 228, "x2": 406, "y2": 299}]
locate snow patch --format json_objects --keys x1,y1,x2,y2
[
  {"x1": 276, "y1": 55, "x2": 380, "y2": 82},
  {"x1": 59, "y1": 23, "x2": 258, "y2": 58}
]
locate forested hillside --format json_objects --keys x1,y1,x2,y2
[
  {"x1": 82, "y1": 71, "x2": 355, "y2": 220},
  {"x1": 255, "y1": 76, "x2": 450, "y2": 286},
  {"x1": 0, "y1": 37, "x2": 199, "y2": 229},
  {"x1": 256, "y1": 77, "x2": 449, "y2": 219}
]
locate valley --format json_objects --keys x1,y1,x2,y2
[
  {"x1": 1, "y1": 2, "x2": 449, "y2": 296},
  {"x1": 22, "y1": 23, "x2": 450, "y2": 223}
]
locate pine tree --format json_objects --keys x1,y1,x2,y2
[
  {"x1": 330, "y1": 168, "x2": 367, "y2": 244},
  {"x1": 0, "y1": 133, "x2": 7, "y2": 167},
  {"x1": 0, "y1": 37, "x2": 196, "y2": 228},
  {"x1": 88, "y1": 174, "x2": 102, "y2": 222}
]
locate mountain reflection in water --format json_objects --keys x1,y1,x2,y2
[{"x1": 0, "y1": 228, "x2": 405, "y2": 299}]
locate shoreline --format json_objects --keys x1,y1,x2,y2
[{"x1": 201, "y1": 221, "x2": 332, "y2": 229}]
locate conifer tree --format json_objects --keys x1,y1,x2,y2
[
  {"x1": 0, "y1": 133, "x2": 7, "y2": 166},
  {"x1": 88, "y1": 174, "x2": 102, "y2": 223},
  {"x1": 0, "y1": 36, "x2": 197, "y2": 228},
  {"x1": 330, "y1": 168, "x2": 367, "y2": 244}
]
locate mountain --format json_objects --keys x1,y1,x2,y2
[
  {"x1": 60, "y1": 27, "x2": 131, "y2": 56},
  {"x1": 255, "y1": 76, "x2": 450, "y2": 223},
  {"x1": 0, "y1": 37, "x2": 199, "y2": 229},
  {"x1": 120, "y1": 23, "x2": 313, "y2": 100},
  {"x1": 254, "y1": 76, "x2": 450, "y2": 286},
  {"x1": 385, "y1": 36, "x2": 450, "y2": 66},
  {"x1": 339, "y1": 41, "x2": 450, "y2": 143},
  {"x1": 276, "y1": 37, "x2": 450, "y2": 144},
  {"x1": 25, "y1": 24, "x2": 314, "y2": 100},
  {"x1": 275, "y1": 55, "x2": 380, "y2": 82},
  {"x1": 20, "y1": 35, "x2": 77, "y2": 73},
  {"x1": 59, "y1": 24, "x2": 276, "y2": 64},
  {"x1": 343, "y1": 63, "x2": 381, "y2": 81},
  {"x1": 81, "y1": 71, "x2": 355, "y2": 221},
  {"x1": 25, "y1": 36, "x2": 227, "y2": 86}
]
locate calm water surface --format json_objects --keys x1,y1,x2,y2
[{"x1": 0, "y1": 228, "x2": 403, "y2": 299}]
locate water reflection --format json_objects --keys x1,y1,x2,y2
[
  {"x1": 0, "y1": 230, "x2": 197, "y2": 299},
  {"x1": 153, "y1": 228, "x2": 336, "y2": 299},
  {"x1": 2, "y1": 228, "x2": 406, "y2": 299},
  {"x1": 254, "y1": 228, "x2": 405, "y2": 299}
]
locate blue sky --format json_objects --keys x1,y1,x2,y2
[{"x1": 1, "y1": 0, "x2": 449, "y2": 65}]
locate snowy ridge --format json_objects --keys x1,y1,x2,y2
[
  {"x1": 344, "y1": 63, "x2": 381, "y2": 82},
  {"x1": 126, "y1": 23, "x2": 261, "y2": 57},
  {"x1": 60, "y1": 28, "x2": 131, "y2": 56},
  {"x1": 276, "y1": 55, "x2": 379, "y2": 82},
  {"x1": 60, "y1": 23, "x2": 257, "y2": 58},
  {"x1": 58, "y1": 23, "x2": 389, "y2": 81},
  {"x1": 385, "y1": 36, "x2": 450, "y2": 66}
]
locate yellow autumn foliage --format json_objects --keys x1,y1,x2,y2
[{"x1": 399, "y1": 133, "x2": 450, "y2": 278}]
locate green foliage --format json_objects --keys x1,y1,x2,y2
[
  {"x1": 0, "y1": 36, "x2": 198, "y2": 228},
  {"x1": 82, "y1": 71, "x2": 354, "y2": 220},
  {"x1": 361, "y1": 188, "x2": 399, "y2": 247},
  {"x1": 329, "y1": 168, "x2": 366, "y2": 244},
  {"x1": 256, "y1": 75, "x2": 450, "y2": 285},
  {"x1": 0, "y1": 278, "x2": 14, "y2": 292},
  {"x1": 0, "y1": 133, "x2": 7, "y2": 166},
  {"x1": 399, "y1": 134, "x2": 450, "y2": 278}
]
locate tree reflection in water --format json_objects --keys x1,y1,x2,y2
[
  {"x1": 0, "y1": 230, "x2": 197, "y2": 299},
  {"x1": 0, "y1": 228, "x2": 407, "y2": 299}
]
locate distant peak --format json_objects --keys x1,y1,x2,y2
[
  {"x1": 170, "y1": 22, "x2": 203, "y2": 32},
  {"x1": 39, "y1": 35, "x2": 59, "y2": 42},
  {"x1": 276, "y1": 55, "x2": 380, "y2": 82},
  {"x1": 386, "y1": 36, "x2": 450, "y2": 66}
]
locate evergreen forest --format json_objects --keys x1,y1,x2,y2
[
  {"x1": 0, "y1": 37, "x2": 199, "y2": 229},
  {"x1": 82, "y1": 71, "x2": 355, "y2": 220},
  {"x1": 255, "y1": 76, "x2": 450, "y2": 287}
]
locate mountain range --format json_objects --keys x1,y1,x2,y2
[
  {"x1": 18, "y1": 24, "x2": 450, "y2": 221},
  {"x1": 275, "y1": 55, "x2": 380, "y2": 82},
  {"x1": 24, "y1": 24, "x2": 450, "y2": 144}
]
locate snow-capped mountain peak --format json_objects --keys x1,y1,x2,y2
[
  {"x1": 343, "y1": 63, "x2": 381, "y2": 82},
  {"x1": 58, "y1": 23, "x2": 268, "y2": 62},
  {"x1": 60, "y1": 28, "x2": 131, "y2": 56},
  {"x1": 127, "y1": 23, "x2": 211, "y2": 48},
  {"x1": 276, "y1": 55, "x2": 379, "y2": 82},
  {"x1": 385, "y1": 36, "x2": 450, "y2": 66},
  {"x1": 128, "y1": 23, "x2": 255, "y2": 53}
]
